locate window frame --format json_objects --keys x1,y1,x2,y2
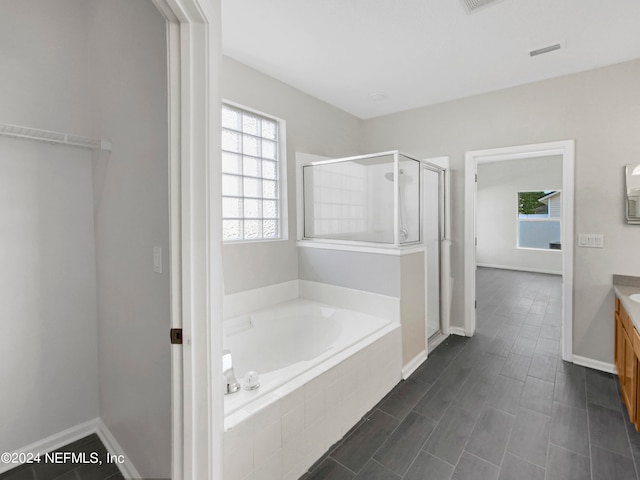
[
  {"x1": 221, "y1": 100, "x2": 288, "y2": 243},
  {"x1": 516, "y1": 190, "x2": 562, "y2": 251}
]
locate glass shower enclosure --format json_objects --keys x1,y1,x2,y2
[{"x1": 301, "y1": 151, "x2": 421, "y2": 246}]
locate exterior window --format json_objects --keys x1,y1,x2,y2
[
  {"x1": 517, "y1": 191, "x2": 561, "y2": 250},
  {"x1": 221, "y1": 103, "x2": 285, "y2": 241}
]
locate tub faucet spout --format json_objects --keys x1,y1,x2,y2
[{"x1": 223, "y1": 349, "x2": 241, "y2": 394}]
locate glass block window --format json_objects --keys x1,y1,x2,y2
[{"x1": 221, "y1": 103, "x2": 283, "y2": 241}]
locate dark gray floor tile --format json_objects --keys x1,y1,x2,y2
[
  {"x1": 519, "y1": 324, "x2": 541, "y2": 340},
  {"x1": 556, "y1": 360, "x2": 586, "y2": 379},
  {"x1": 411, "y1": 355, "x2": 449, "y2": 385},
  {"x1": 554, "y1": 371, "x2": 587, "y2": 410},
  {"x1": 540, "y1": 324, "x2": 561, "y2": 341},
  {"x1": 528, "y1": 353, "x2": 557, "y2": 383},
  {"x1": 505, "y1": 314, "x2": 526, "y2": 327},
  {"x1": 586, "y1": 369, "x2": 621, "y2": 411},
  {"x1": 497, "y1": 325, "x2": 521, "y2": 341},
  {"x1": 588, "y1": 403, "x2": 632, "y2": 458},
  {"x1": 534, "y1": 338, "x2": 560, "y2": 357},
  {"x1": 374, "y1": 412, "x2": 437, "y2": 476},
  {"x1": 486, "y1": 337, "x2": 515, "y2": 357},
  {"x1": 72, "y1": 462, "x2": 119, "y2": 480},
  {"x1": 507, "y1": 407, "x2": 551, "y2": 467},
  {"x1": 465, "y1": 407, "x2": 514, "y2": 466},
  {"x1": 543, "y1": 314, "x2": 562, "y2": 327},
  {"x1": 413, "y1": 375, "x2": 467, "y2": 422},
  {"x1": 103, "y1": 473, "x2": 125, "y2": 480},
  {"x1": 353, "y1": 460, "x2": 400, "y2": 480},
  {"x1": 379, "y1": 378, "x2": 430, "y2": 420},
  {"x1": 423, "y1": 404, "x2": 479, "y2": 465},
  {"x1": 500, "y1": 353, "x2": 531, "y2": 382},
  {"x1": 0, "y1": 467, "x2": 36, "y2": 480},
  {"x1": 592, "y1": 445, "x2": 637, "y2": 480},
  {"x1": 511, "y1": 337, "x2": 536, "y2": 356},
  {"x1": 524, "y1": 313, "x2": 544, "y2": 326},
  {"x1": 550, "y1": 401, "x2": 589, "y2": 456},
  {"x1": 307, "y1": 458, "x2": 355, "y2": 480},
  {"x1": 498, "y1": 453, "x2": 545, "y2": 480},
  {"x1": 404, "y1": 451, "x2": 454, "y2": 480},
  {"x1": 546, "y1": 444, "x2": 591, "y2": 480},
  {"x1": 331, "y1": 409, "x2": 400, "y2": 472},
  {"x1": 520, "y1": 376, "x2": 554, "y2": 416},
  {"x1": 488, "y1": 375, "x2": 524, "y2": 415},
  {"x1": 50, "y1": 472, "x2": 77, "y2": 480},
  {"x1": 451, "y1": 452, "x2": 499, "y2": 480}
]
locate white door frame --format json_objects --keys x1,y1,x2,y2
[
  {"x1": 152, "y1": 1, "x2": 223, "y2": 479},
  {"x1": 464, "y1": 141, "x2": 575, "y2": 362}
]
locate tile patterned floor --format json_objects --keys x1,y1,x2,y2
[
  {"x1": 0, "y1": 434, "x2": 125, "y2": 480},
  {"x1": 300, "y1": 268, "x2": 640, "y2": 480}
]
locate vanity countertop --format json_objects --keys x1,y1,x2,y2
[{"x1": 614, "y1": 275, "x2": 640, "y2": 332}]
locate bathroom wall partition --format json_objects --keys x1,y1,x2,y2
[{"x1": 299, "y1": 151, "x2": 421, "y2": 247}]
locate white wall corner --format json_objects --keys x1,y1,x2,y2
[
  {"x1": 95, "y1": 420, "x2": 142, "y2": 480},
  {"x1": 402, "y1": 350, "x2": 427, "y2": 379},
  {"x1": 571, "y1": 355, "x2": 616, "y2": 375}
]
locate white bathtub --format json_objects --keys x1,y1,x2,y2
[{"x1": 222, "y1": 298, "x2": 402, "y2": 480}]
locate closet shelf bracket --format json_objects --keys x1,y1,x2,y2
[{"x1": 0, "y1": 123, "x2": 112, "y2": 152}]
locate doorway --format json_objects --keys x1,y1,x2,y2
[{"x1": 464, "y1": 141, "x2": 575, "y2": 362}]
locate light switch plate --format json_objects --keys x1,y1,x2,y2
[
  {"x1": 578, "y1": 234, "x2": 604, "y2": 248},
  {"x1": 153, "y1": 246, "x2": 162, "y2": 273}
]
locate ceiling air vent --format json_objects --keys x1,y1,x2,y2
[{"x1": 460, "y1": 0, "x2": 502, "y2": 13}]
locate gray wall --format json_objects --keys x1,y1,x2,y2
[
  {"x1": 88, "y1": 1, "x2": 171, "y2": 477},
  {"x1": 221, "y1": 57, "x2": 363, "y2": 294},
  {"x1": 477, "y1": 156, "x2": 563, "y2": 274},
  {"x1": 0, "y1": 0, "x2": 99, "y2": 455},
  {"x1": 363, "y1": 59, "x2": 640, "y2": 364},
  {"x1": 298, "y1": 249, "x2": 401, "y2": 297}
]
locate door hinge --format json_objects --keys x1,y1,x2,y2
[
  {"x1": 475, "y1": 300, "x2": 477, "y2": 308},
  {"x1": 170, "y1": 328, "x2": 183, "y2": 345},
  {"x1": 475, "y1": 173, "x2": 478, "y2": 182},
  {"x1": 475, "y1": 237, "x2": 478, "y2": 246}
]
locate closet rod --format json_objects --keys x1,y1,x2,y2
[{"x1": 0, "y1": 123, "x2": 112, "y2": 152}]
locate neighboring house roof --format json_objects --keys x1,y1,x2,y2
[{"x1": 538, "y1": 191, "x2": 561, "y2": 205}]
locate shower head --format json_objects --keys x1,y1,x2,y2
[{"x1": 384, "y1": 169, "x2": 404, "y2": 181}]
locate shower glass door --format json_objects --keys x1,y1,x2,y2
[{"x1": 423, "y1": 164, "x2": 443, "y2": 340}]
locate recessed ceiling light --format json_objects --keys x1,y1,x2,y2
[{"x1": 370, "y1": 92, "x2": 388, "y2": 102}]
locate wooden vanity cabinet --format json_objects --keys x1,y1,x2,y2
[{"x1": 615, "y1": 297, "x2": 640, "y2": 430}]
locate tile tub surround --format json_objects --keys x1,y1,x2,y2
[
  {"x1": 301, "y1": 268, "x2": 640, "y2": 480},
  {"x1": 223, "y1": 326, "x2": 402, "y2": 480}
]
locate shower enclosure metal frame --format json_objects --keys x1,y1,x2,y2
[{"x1": 297, "y1": 150, "x2": 422, "y2": 248}]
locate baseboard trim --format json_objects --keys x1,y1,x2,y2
[
  {"x1": 402, "y1": 350, "x2": 427, "y2": 379},
  {"x1": 96, "y1": 420, "x2": 142, "y2": 480},
  {"x1": 572, "y1": 355, "x2": 616, "y2": 374},
  {"x1": 0, "y1": 418, "x2": 141, "y2": 479},
  {"x1": 449, "y1": 327, "x2": 468, "y2": 337},
  {"x1": 0, "y1": 418, "x2": 99, "y2": 475},
  {"x1": 477, "y1": 263, "x2": 562, "y2": 276}
]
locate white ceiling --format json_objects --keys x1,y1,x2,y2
[{"x1": 222, "y1": 0, "x2": 640, "y2": 119}]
